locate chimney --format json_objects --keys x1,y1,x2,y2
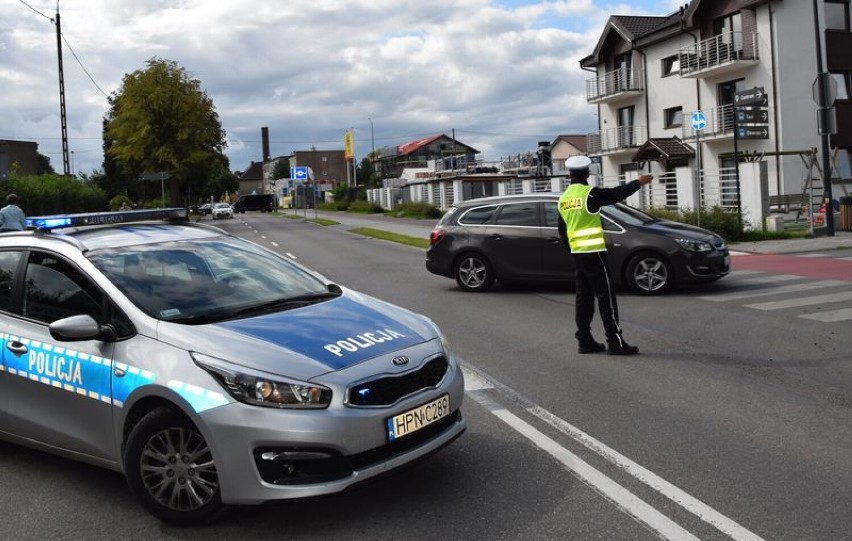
[{"x1": 262, "y1": 127, "x2": 270, "y2": 162}]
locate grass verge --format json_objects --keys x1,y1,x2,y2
[{"x1": 348, "y1": 227, "x2": 430, "y2": 249}]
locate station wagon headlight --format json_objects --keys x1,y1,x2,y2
[
  {"x1": 673, "y1": 238, "x2": 714, "y2": 252},
  {"x1": 192, "y1": 352, "x2": 331, "y2": 409}
]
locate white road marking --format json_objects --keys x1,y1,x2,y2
[
  {"x1": 285, "y1": 252, "x2": 297, "y2": 260},
  {"x1": 461, "y1": 366, "x2": 764, "y2": 541},
  {"x1": 699, "y1": 280, "x2": 847, "y2": 302},
  {"x1": 796, "y1": 253, "x2": 830, "y2": 258},
  {"x1": 800, "y1": 308, "x2": 852, "y2": 322},
  {"x1": 491, "y1": 406, "x2": 701, "y2": 541},
  {"x1": 745, "y1": 290, "x2": 852, "y2": 310},
  {"x1": 271, "y1": 241, "x2": 279, "y2": 247}
]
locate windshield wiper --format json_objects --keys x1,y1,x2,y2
[{"x1": 233, "y1": 290, "x2": 340, "y2": 317}]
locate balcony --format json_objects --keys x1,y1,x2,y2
[
  {"x1": 587, "y1": 125, "x2": 648, "y2": 155},
  {"x1": 586, "y1": 67, "x2": 644, "y2": 104},
  {"x1": 678, "y1": 32, "x2": 759, "y2": 78},
  {"x1": 680, "y1": 104, "x2": 735, "y2": 140}
]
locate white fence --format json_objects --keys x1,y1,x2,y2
[{"x1": 368, "y1": 163, "x2": 770, "y2": 229}]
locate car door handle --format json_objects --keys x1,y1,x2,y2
[
  {"x1": 6, "y1": 340, "x2": 28, "y2": 356},
  {"x1": 489, "y1": 234, "x2": 503, "y2": 240},
  {"x1": 546, "y1": 236, "x2": 562, "y2": 243}
]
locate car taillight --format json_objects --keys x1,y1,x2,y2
[{"x1": 430, "y1": 229, "x2": 446, "y2": 245}]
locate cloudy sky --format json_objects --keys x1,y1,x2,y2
[{"x1": 2, "y1": 0, "x2": 684, "y2": 176}]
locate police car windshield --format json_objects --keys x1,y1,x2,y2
[{"x1": 87, "y1": 237, "x2": 330, "y2": 323}]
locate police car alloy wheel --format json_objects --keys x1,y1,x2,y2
[{"x1": 124, "y1": 407, "x2": 226, "y2": 525}]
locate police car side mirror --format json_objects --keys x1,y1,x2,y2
[{"x1": 49, "y1": 315, "x2": 117, "y2": 342}]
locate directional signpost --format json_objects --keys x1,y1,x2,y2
[
  {"x1": 733, "y1": 86, "x2": 768, "y2": 108},
  {"x1": 733, "y1": 87, "x2": 769, "y2": 140},
  {"x1": 737, "y1": 126, "x2": 770, "y2": 140}
]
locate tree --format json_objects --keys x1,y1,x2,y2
[
  {"x1": 36, "y1": 152, "x2": 55, "y2": 175},
  {"x1": 104, "y1": 57, "x2": 227, "y2": 206},
  {"x1": 357, "y1": 156, "x2": 381, "y2": 189}
]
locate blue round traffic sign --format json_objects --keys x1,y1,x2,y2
[{"x1": 691, "y1": 111, "x2": 707, "y2": 131}]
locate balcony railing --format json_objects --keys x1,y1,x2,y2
[
  {"x1": 587, "y1": 125, "x2": 648, "y2": 154},
  {"x1": 586, "y1": 67, "x2": 644, "y2": 103},
  {"x1": 681, "y1": 104, "x2": 735, "y2": 139},
  {"x1": 678, "y1": 31, "x2": 759, "y2": 78}
]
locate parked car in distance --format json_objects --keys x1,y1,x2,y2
[
  {"x1": 211, "y1": 202, "x2": 234, "y2": 220},
  {"x1": 198, "y1": 203, "x2": 215, "y2": 215},
  {"x1": 232, "y1": 193, "x2": 275, "y2": 213},
  {"x1": 426, "y1": 193, "x2": 730, "y2": 295},
  {"x1": 2, "y1": 208, "x2": 465, "y2": 524}
]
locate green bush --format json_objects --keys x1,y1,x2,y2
[
  {"x1": 4, "y1": 173, "x2": 108, "y2": 215},
  {"x1": 393, "y1": 202, "x2": 444, "y2": 219},
  {"x1": 644, "y1": 205, "x2": 807, "y2": 242},
  {"x1": 645, "y1": 206, "x2": 742, "y2": 241},
  {"x1": 347, "y1": 199, "x2": 384, "y2": 214}
]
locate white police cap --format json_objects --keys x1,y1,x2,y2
[{"x1": 566, "y1": 155, "x2": 592, "y2": 170}]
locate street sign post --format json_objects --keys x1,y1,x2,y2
[
  {"x1": 734, "y1": 87, "x2": 768, "y2": 107},
  {"x1": 736, "y1": 108, "x2": 769, "y2": 124},
  {"x1": 737, "y1": 126, "x2": 770, "y2": 139}
]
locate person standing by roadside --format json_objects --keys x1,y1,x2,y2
[
  {"x1": 557, "y1": 156, "x2": 653, "y2": 355},
  {"x1": 0, "y1": 194, "x2": 26, "y2": 232}
]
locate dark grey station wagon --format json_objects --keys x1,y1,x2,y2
[{"x1": 425, "y1": 194, "x2": 730, "y2": 295}]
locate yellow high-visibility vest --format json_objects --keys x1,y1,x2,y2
[{"x1": 558, "y1": 184, "x2": 606, "y2": 253}]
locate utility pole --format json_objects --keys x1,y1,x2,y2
[{"x1": 55, "y1": 6, "x2": 70, "y2": 176}]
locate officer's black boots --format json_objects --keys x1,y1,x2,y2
[
  {"x1": 578, "y1": 339, "x2": 606, "y2": 354},
  {"x1": 607, "y1": 341, "x2": 639, "y2": 355}
]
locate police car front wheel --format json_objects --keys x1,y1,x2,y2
[{"x1": 124, "y1": 407, "x2": 227, "y2": 525}]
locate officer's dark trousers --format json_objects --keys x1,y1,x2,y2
[{"x1": 572, "y1": 251, "x2": 626, "y2": 347}]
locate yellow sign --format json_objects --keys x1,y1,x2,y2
[{"x1": 344, "y1": 131, "x2": 354, "y2": 161}]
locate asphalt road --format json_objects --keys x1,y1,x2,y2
[{"x1": 3, "y1": 211, "x2": 852, "y2": 540}]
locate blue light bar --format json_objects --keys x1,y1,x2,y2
[{"x1": 26, "y1": 208, "x2": 189, "y2": 231}]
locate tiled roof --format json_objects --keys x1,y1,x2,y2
[
  {"x1": 398, "y1": 135, "x2": 444, "y2": 156},
  {"x1": 611, "y1": 15, "x2": 671, "y2": 39},
  {"x1": 632, "y1": 137, "x2": 694, "y2": 163},
  {"x1": 553, "y1": 135, "x2": 588, "y2": 154}
]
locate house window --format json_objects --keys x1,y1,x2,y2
[
  {"x1": 617, "y1": 106, "x2": 635, "y2": 147},
  {"x1": 662, "y1": 55, "x2": 680, "y2": 77},
  {"x1": 664, "y1": 107, "x2": 683, "y2": 129},
  {"x1": 714, "y1": 12, "x2": 744, "y2": 53},
  {"x1": 825, "y1": 0, "x2": 850, "y2": 31}
]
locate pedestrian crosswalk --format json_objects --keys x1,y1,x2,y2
[{"x1": 698, "y1": 252, "x2": 852, "y2": 322}]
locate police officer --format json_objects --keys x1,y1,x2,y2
[{"x1": 557, "y1": 157, "x2": 652, "y2": 355}]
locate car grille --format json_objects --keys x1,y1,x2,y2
[{"x1": 347, "y1": 355, "x2": 449, "y2": 407}]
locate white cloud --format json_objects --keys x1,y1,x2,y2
[{"x1": 1, "y1": 0, "x2": 669, "y2": 176}]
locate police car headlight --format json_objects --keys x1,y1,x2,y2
[
  {"x1": 674, "y1": 238, "x2": 713, "y2": 252},
  {"x1": 192, "y1": 353, "x2": 331, "y2": 409}
]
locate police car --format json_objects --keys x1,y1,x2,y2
[{"x1": 0, "y1": 208, "x2": 465, "y2": 524}]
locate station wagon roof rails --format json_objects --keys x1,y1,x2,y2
[{"x1": 25, "y1": 207, "x2": 189, "y2": 232}]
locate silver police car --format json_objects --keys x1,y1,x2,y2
[{"x1": 0, "y1": 209, "x2": 465, "y2": 524}]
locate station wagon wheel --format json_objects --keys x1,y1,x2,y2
[
  {"x1": 626, "y1": 252, "x2": 672, "y2": 295},
  {"x1": 124, "y1": 407, "x2": 227, "y2": 525},
  {"x1": 454, "y1": 252, "x2": 495, "y2": 292}
]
